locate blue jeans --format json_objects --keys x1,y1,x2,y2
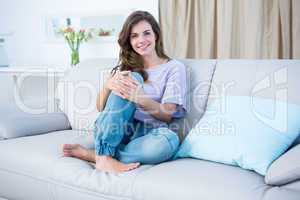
[{"x1": 94, "y1": 72, "x2": 180, "y2": 164}]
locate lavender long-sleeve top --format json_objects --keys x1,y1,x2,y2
[{"x1": 134, "y1": 59, "x2": 187, "y2": 128}]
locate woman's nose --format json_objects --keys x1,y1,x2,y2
[{"x1": 137, "y1": 35, "x2": 146, "y2": 44}]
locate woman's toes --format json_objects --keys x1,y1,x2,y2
[
  {"x1": 62, "y1": 144, "x2": 78, "y2": 156},
  {"x1": 131, "y1": 162, "x2": 140, "y2": 168},
  {"x1": 131, "y1": 162, "x2": 140, "y2": 169},
  {"x1": 123, "y1": 162, "x2": 140, "y2": 171},
  {"x1": 62, "y1": 144, "x2": 72, "y2": 150},
  {"x1": 63, "y1": 149, "x2": 71, "y2": 153},
  {"x1": 63, "y1": 152, "x2": 72, "y2": 156},
  {"x1": 63, "y1": 144, "x2": 80, "y2": 151}
]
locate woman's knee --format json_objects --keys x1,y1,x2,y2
[
  {"x1": 150, "y1": 127, "x2": 180, "y2": 153},
  {"x1": 105, "y1": 90, "x2": 135, "y2": 111},
  {"x1": 131, "y1": 72, "x2": 144, "y2": 85},
  {"x1": 142, "y1": 128, "x2": 180, "y2": 164}
]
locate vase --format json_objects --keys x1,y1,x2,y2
[{"x1": 71, "y1": 49, "x2": 80, "y2": 67}]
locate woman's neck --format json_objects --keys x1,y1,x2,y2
[{"x1": 143, "y1": 53, "x2": 167, "y2": 69}]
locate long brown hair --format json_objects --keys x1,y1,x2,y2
[{"x1": 111, "y1": 10, "x2": 169, "y2": 81}]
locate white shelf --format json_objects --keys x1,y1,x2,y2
[{"x1": 0, "y1": 66, "x2": 66, "y2": 76}]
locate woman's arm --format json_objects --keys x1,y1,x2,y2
[
  {"x1": 137, "y1": 97, "x2": 177, "y2": 123},
  {"x1": 99, "y1": 71, "x2": 178, "y2": 123},
  {"x1": 120, "y1": 75, "x2": 177, "y2": 123}
]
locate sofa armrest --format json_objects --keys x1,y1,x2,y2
[
  {"x1": 0, "y1": 112, "x2": 71, "y2": 139},
  {"x1": 265, "y1": 144, "x2": 300, "y2": 185}
]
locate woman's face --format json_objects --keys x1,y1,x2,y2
[{"x1": 130, "y1": 20, "x2": 156, "y2": 57}]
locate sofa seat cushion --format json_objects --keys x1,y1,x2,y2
[
  {"x1": 52, "y1": 156, "x2": 152, "y2": 199},
  {"x1": 0, "y1": 130, "x2": 152, "y2": 200},
  {"x1": 0, "y1": 130, "x2": 76, "y2": 199},
  {"x1": 133, "y1": 158, "x2": 269, "y2": 200},
  {"x1": 0, "y1": 130, "x2": 75, "y2": 179}
]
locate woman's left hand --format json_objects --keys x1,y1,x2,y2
[{"x1": 119, "y1": 74, "x2": 145, "y2": 103}]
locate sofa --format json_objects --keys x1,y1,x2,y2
[{"x1": 0, "y1": 58, "x2": 300, "y2": 200}]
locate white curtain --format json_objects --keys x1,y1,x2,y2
[{"x1": 159, "y1": 0, "x2": 300, "y2": 59}]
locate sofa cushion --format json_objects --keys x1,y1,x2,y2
[
  {"x1": 51, "y1": 131, "x2": 153, "y2": 198},
  {"x1": 207, "y1": 60, "x2": 300, "y2": 142},
  {"x1": 133, "y1": 158, "x2": 268, "y2": 200},
  {"x1": 208, "y1": 60, "x2": 300, "y2": 102},
  {"x1": 52, "y1": 155, "x2": 152, "y2": 199},
  {"x1": 265, "y1": 144, "x2": 300, "y2": 185},
  {"x1": 0, "y1": 130, "x2": 152, "y2": 200},
  {"x1": 56, "y1": 58, "x2": 117, "y2": 132},
  {"x1": 175, "y1": 96, "x2": 300, "y2": 175},
  {"x1": 0, "y1": 99, "x2": 70, "y2": 139},
  {"x1": 169, "y1": 59, "x2": 216, "y2": 140},
  {"x1": 0, "y1": 111, "x2": 70, "y2": 139},
  {"x1": 0, "y1": 130, "x2": 75, "y2": 199}
]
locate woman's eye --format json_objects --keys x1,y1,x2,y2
[
  {"x1": 131, "y1": 35, "x2": 137, "y2": 38},
  {"x1": 144, "y1": 32, "x2": 150, "y2": 35}
]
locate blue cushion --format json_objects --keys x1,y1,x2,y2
[{"x1": 175, "y1": 96, "x2": 300, "y2": 175}]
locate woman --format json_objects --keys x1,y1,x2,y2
[{"x1": 63, "y1": 11, "x2": 187, "y2": 173}]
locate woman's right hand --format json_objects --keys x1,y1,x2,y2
[{"x1": 104, "y1": 70, "x2": 137, "y2": 99}]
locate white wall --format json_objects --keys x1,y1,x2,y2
[
  {"x1": 0, "y1": 0, "x2": 158, "y2": 66},
  {"x1": 0, "y1": 0, "x2": 158, "y2": 105}
]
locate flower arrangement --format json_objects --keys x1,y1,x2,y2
[
  {"x1": 58, "y1": 27, "x2": 93, "y2": 66},
  {"x1": 98, "y1": 28, "x2": 115, "y2": 36}
]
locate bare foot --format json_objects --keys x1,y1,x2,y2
[
  {"x1": 95, "y1": 155, "x2": 140, "y2": 173},
  {"x1": 63, "y1": 144, "x2": 95, "y2": 162}
]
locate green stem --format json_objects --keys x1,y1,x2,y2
[
  {"x1": 71, "y1": 49, "x2": 79, "y2": 66},
  {"x1": 66, "y1": 37, "x2": 75, "y2": 51}
]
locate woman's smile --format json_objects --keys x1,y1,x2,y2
[
  {"x1": 138, "y1": 43, "x2": 150, "y2": 51},
  {"x1": 130, "y1": 20, "x2": 156, "y2": 57}
]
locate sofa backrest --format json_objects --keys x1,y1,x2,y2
[
  {"x1": 56, "y1": 58, "x2": 118, "y2": 133},
  {"x1": 205, "y1": 59, "x2": 300, "y2": 144},
  {"x1": 170, "y1": 59, "x2": 216, "y2": 140},
  {"x1": 56, "y1": 58, "x2": 300, "y2": 144}
]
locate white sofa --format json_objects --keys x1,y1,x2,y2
[{"x1": 0, "y1": 58, "x2": 300, "y2": 200}]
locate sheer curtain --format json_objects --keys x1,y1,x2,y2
[{"x1": 159, "y1": 0, "x2": 300, "y2": 59}]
